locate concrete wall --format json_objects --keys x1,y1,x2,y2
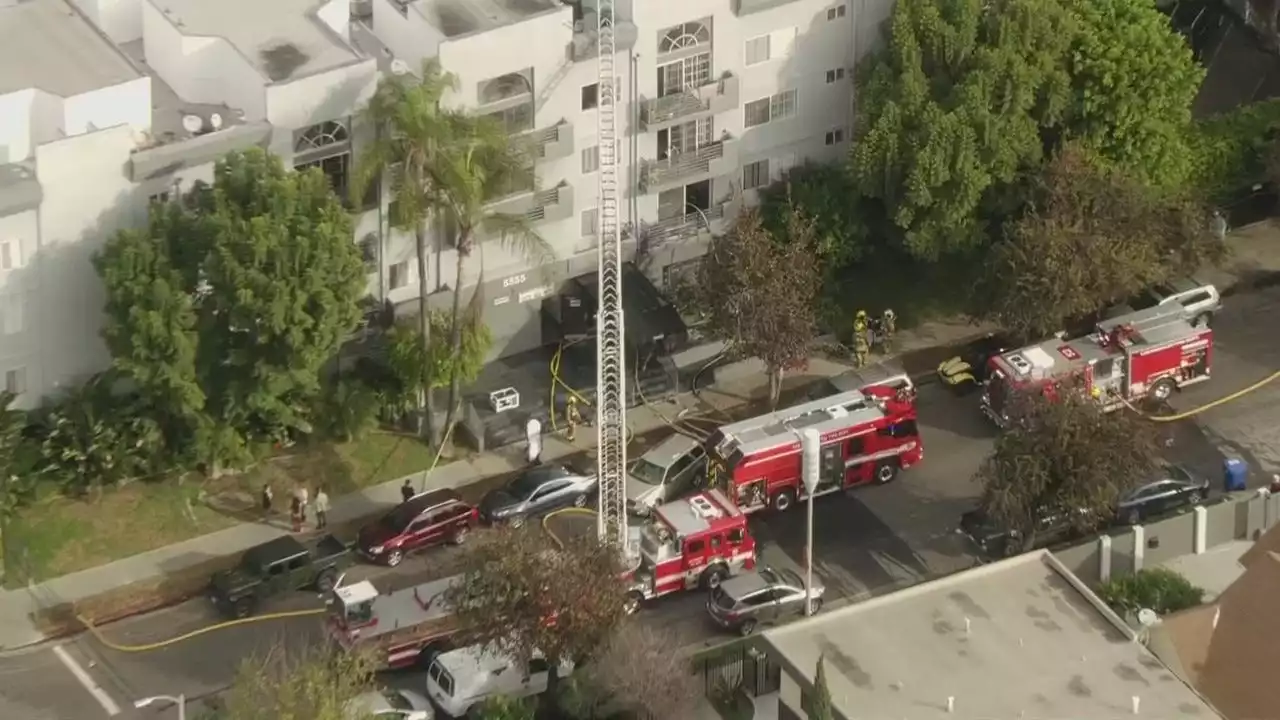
[
  {"x1": 68, "y1": 0, "x2": 144, "y2": 44},
  {"x1": 63, "y1": 78, "x2": 152, "y2": 138},
  {"x1": 0, "y1": 209, "x2": 40, "y2": 409},
  {"x1": 372, "y1": 0, "x2": 446, "y2": 71},
  {"x1": 265, "y1": 59, "x2": 379, "y2": 132}
]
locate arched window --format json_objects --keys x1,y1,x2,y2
[
  {"x1": 293, "y1": 120, "x2": 356, "y2": 207},
  {"x1": 295, "y1": 120, "x2": 349, "y2": 152},
  {"x1": 659, "y1": 22, "x2": 710, "y2": 54},
  {"x1": 478, "y1": 72, "x2": 533, "y2": 105}
]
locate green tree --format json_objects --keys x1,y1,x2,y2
[
  {"x1": 1065, "y1": 0, "x2": 1204, "y2": 189},
  {"x1": 1098, "y1": 567, "x2": 1205, "y2": 615},
  {"x1": 354, "y1": 60, "x2": 457, "y2": 446},
  {"x1": 473, "y1": 696, "x2": 537, "y2": 720},
  {"x1": 851, "y1": 0, "x2": 1074, "y2": 260},
  {"x1": 976, "y1": 393, "x2": 1162, "y2": 552},
  {"x1": 691, "y1": 208, "x2": 820, "y2": 408},
  {"x1": 217, "y1": 644, "x2": 377, "y2": 720},
  {"x1": 443, "y1": 527, "x2": 630, "y2": 705},
  {"x1": 385, "y1": 311, "x2": 492, "y2": 423},
  {"x1": 759, "y1": 162, "x2": 869, "y2": 268},
  {"x1": 809, "y1": 654, "x2": 835, "y2": 720},
  {"x1": 983, "y1": 145, "x2": 1225, "y2": 338},
  {"x1": 96, "y1": 149, "x2": 366, "y2": 470}
]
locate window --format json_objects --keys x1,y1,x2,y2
[
  {"x1": 0, "y1": 239, "x2": 19, "y2": 271},
  {"x1": 743, "y1": 159, "x2": 769, "y2": 190},
  {"x1": 483, "y1": 104, "x2": 534, "y2": 134},
  {"x1": 267, "y1": 562, "x2": 287, "y2": 577},
  {"x1": 2, "y1": 296, "x2": 22, "y2": 335},
  {"x1": 358, "y1": 235, "x2": 377, "y2": 268},
  {"x1": 827, "y1": 4, "x2": 847, "y2": 20},
  {"x1": 745, "y1": 36, "x2": 770, "y2": 66},
  {"x1": 685, "y1": 539, "x2": 705, "y2": 554},
  {"x1": 294, "y1": 120, "x2": 352, "y2": 203},
  {"x1": 710, "y1": 535, "x2": 722, "y2": 551},
  {"x1": 581, "y1": 145, "x2": 600, "y2": 174},
  {"x1": 581, "y1": 208, "x2": 598, "y2": 237},
  {"x1": 659, "y1": 53, "x2": 712, "y2": 95},
  {"x1": 659, "y1": 21, "x2": 710, "y2": 55},
  {"x1": 529, "y1": 658, "x2": 550, "y2": 674},
  {"x1": 744, "y1": 27, "x2": 796, "y2": 66},
  {"x1": 1181, "y1": 291, "x2": 1213, "y2": 306},
  {"x1": 478, "y1": 72, "x2": 533, "y2": 105},
  {"x1": 3, "y1": 368, "x2": 24, "y2": 395},
  {"x1": 728, "y1": 528, "x2": 745, "y2": 544},
  {"x1": 825, "y1": 67, "x2": 846, "y2": 83},
  {"x1": 581, "y1": 83, "x2": 599, "y2": 110},
  {"x1": 389, "y1": 261, "x2": 409, "y2": 290},
  {"x1": 824, "y1": 128, "x2": 845, "y2": 145},
  {"x1": 286, "y1": 555, "x2": 306, "y2": 571},
  {"x1": 744, "y1": 90, "x2": 797, "y2": 128},
  {"x1": 744, "y1": 99, "x2": 770, "y2": 128},
  {"x1": 878, "y1": 419, "x2": 919, "y2": 440},
  {"x1": 149, "y1": 191, "x2": 171, "y2": 204}
]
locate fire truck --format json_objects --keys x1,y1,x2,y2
[
  {"x1": 325, "y1": 575, "x2": 461, "y2": 670},
  {"x1": 980, "y1": 304, "x2": 1212, "y2": 427},
  {"x1": 703, "y1": 387, "x2": 923, "y2": 514},
  {"x1": 624, "y1": 489, "x2": 756, "y2": 612}
]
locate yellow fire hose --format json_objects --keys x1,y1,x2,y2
[
  {"x1": 1125, "y1": 369, "x2": 1280, "y2": 422},
  {"x1": 548, "y1": 341, "x2": 594, "y2": 432},
  {"x1": 77, "y1": 608, "x2": 325, "y2": 653}
]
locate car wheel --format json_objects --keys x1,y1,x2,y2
[
  {"x1": 315, "y1": 570, "x2": 337, "y2": 593},
  {"x1": 624, "y1": 591, "x2": 644, "y2": 615},
  {"x1": 808, "y1": 597, "x2": 824, "y2": 615},
  {"x1": 772, "y1": 489, "x2": 796, "y2": 513},
  {"x1": 1126, "y1": 508, "x2": 1142, "y2": 526},
  {"x1": 738, "y1": 619, "x2": 758, "y2": 636},
  {"x1": 874, "y1": 462, "x2": 899, "y2": 485},
  {"x1": 233, "y1": 598, "x2": 254, "y2": 619},
  {"x1": 1193, "y1": 312, "x2": 1211, "y2": 328},
  {"x1": 1188, "y1": 490, "x2": 1204, "y2": 505},
  {"x1": 509, "y1": 515, "x2": 526, "y2": 529},
  {"x1": 573, "y1": 493, "x2": 589, "y2": 508},
  {"x1": 702, "y1": 565, "x2": 728, "y2": 591},
  {"x1": 386, "y1": 549, "x2": 404, "y2": 567},
  {"x1": 1150, "y1": 378, "x2": 1175, "y2": 403},
  {"x1": 451, "y1": 526, "x2": 470, "y2": 545}
]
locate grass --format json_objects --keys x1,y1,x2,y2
[{"x1": 3, "y1": 431, "x2": 454, "y2": 587}]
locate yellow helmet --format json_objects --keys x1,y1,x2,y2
[{"x1": 855, "y1": 310, "x2": 868, "y2": 320}]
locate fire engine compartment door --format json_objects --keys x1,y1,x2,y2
[{"x1": 816, "y1": 443, "x2": 842, "y2": 492}]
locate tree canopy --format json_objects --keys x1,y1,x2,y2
[
  {"x1": 559, "y1": 621, "x2": 700, "y2": 719},
  {"x1": 759, "y1": 162, "x2": 870, "y2": 268},
  {"x1": 976, "y1": 393, "x2": 1162, "y2": 549},
  {"x1": 216, "y1": 644, "x2": 377, "y2": 720},
  {"x1": 983, "y1": 146, "x2": 1225, "y2": 338},
  {"x1": 692, "y1": 208, "x2": 820, "y2": 407},
  {"x1": 385, "y1": 311, "x2": 492, "y2": 416},
  {"x1": 95, "y1": 149, "x2": 366, "y2": 469}
]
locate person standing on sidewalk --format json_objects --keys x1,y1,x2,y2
[
  {"x1": 565, "y1": 396, "x2": 582, "y2": 442},
  {"x1": 260, "y1": 483, "x2": 274, "y2": 519},
  {"x1": 313, "y1": 486, "x2": 330, "y2": 530},
  {"x1": 401, "y1": 478, "x2": 415, "y2": 504},
  {"x1": 289, "y1": 492, "x2": 303, "y2": 532},
  {"x1": 526, "y1": 417, "x2": 543, "y2": 465}
]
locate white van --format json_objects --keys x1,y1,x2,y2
[{"x1": 424, "y1": 645, "x2": 574, "y2": 718}]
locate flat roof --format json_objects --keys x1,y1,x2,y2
[
  {"x1": 155, "y1": 0, "x2": 359, "y2": 82},
  {"x1": 0, "y1": 0, "x2": 141, "y2": 96},
  {"x1": 416, "y1": 0, "x2": 560, "y2": 38},
  {"x1": 760, "y1": 551, "x2": 1224, "y2": 720}
]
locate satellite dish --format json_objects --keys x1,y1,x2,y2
[
  {"x1": 208, "y1": 113, "x2": 223, "y2": 130},
  {"x1": 1137, "y1": 608, "x2": 1160, "y2": 628},
  {"x1": 390, "y1": 59, "x2": 410, "y2": 76},
  {"x1": 181, "y1": 115, "x2": 203, "y2": 134}
]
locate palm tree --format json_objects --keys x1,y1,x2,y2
[
  {"x1": 353, "y1": 60, "x2": 456, "y2": 446},
  {"x1": 430, "y1": 113, "x2": 552, "y2": 442}
]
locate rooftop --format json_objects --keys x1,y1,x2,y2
[
  {"x1": 0, "y1": 0, "x2": 141, "y2": 97},
  {"x1": 760, "y1": 551, "x2": 1223, "y2": 720},
  {"x1": 416, "y1": 0, "x2": 560, "y2": 38},
  {"x1": 153, "y1": 0, "x2": 360, "y2": 82}
]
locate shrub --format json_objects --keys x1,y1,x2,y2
[
  {"x1": 1098, "y1": 567, "x2": 1205, "y2": 616},
  {"x1": 313, "y1": 377, "x2": 380, "y2": 442}
]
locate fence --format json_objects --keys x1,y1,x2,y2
[
  {"x1": 701, "y1": 641, "x2": 782, "y2": 699},
  {"x1": 1053, "y1": 489, "x2": 1280, "y2": 585}
]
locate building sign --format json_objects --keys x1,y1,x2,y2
[
  {"x1": 518, "y1": 286, "x2": 551, "y2": 304},
  {"x1": 502, "y1": 273, "x2": 527, "y2": 288},
  {"x1": 493, "y1": 296, "x2": 510, "y2": 306}
]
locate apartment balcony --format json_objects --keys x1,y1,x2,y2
[
  {"x1": 639, "y1": 138, "x2": 739, "y2": 194},
  {"x1": 640, "y1": 73, "x2": 740, "y2": 131},
  {"x1": 642, "y1": 198, "x2": 739, "y2": 247},
  {"x1": 731, "y1": 0, "x2": 804, "y2": 16},
  {"x1": 488, "y1": 181, "x2": 575, "y2": 226},
  {"x1": 523, "y1": 121, "x2": 574, "y2": 162}
]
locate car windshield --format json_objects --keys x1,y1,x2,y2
[
  {"x1": 1165, "y1": 465, "x2": 1193, "y2": 484},
  {"x1": 1131, "y1": 289, "x2": 1163, "y2": 308},
  {"x1": 629, "y1": 459, "x2": 667, "y2": 485},
  {"x1": 509, "y1": 467, "x2": 566, "y2": 499},
  {"x1": 381, "y1": 690, "x2": 412, "y2": 710},
  {"x1": 757, "y1": 567, "x2": 779, "y2": 585},
  {"x1": 379, "y1": 508, "x2": 413, "y2": 531}
]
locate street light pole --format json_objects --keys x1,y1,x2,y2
[
  {"x1": 800, "y1": 429, "x2": 820, "y2": 616},
  {"x1": 134, "y1": 694, "x2": 186, "y2": 720}
]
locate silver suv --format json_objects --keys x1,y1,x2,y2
[
  {"x1": 626, "y1": 435, "x2": 706, "y2": 515},
  {"x1": 1107, "y1": 277, "x2": 1221, "y2": 327}
]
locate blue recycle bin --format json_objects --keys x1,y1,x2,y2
[{"x1": 1224, "y1": 458, "x2": 1248, "y2": 492}]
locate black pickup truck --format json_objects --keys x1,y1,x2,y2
[{"x1": 209, "y1": 534, "x2": 350, "y2": 618}]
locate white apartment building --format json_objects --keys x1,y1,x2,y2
[{"x1": 0, "y1": 0, "x2": 891, "y2": 410}]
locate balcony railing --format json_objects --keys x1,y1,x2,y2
[
  {"x1": 640, "y1": 73, "x2": 740, "y2": 130},
  {"x1": 644, "y1": 203, "x2": 729, "y2": 246},
  {"x1": 525, "y1": 185, "x2": 569, "y2": 223},
  {"x1": 641, "y1": 140, "x2": 731, "y2": 192},
  {"x1": 524, "y1": 122, "x2": 574, "y2": 162}
]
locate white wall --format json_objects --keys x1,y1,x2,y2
[
  {"x1": 371, "y1": 0, "x2": 445, "y2": 72},
  {"x1": 63, "y1": 78, "x2": 153, "y2": 137},
  {"x1": 0, "y1": 92, "x2": 34, "y2": 164},
  {"x1": 435, "y1": 8, "x2": 572, "y2": 110},
  {"x1": 141, "y1": 0, "x2": 267, "y2": 120},
  {"x1": 266, "y1": 58, "x2": 379, "y2": 130},
  {"x1": 316, "y1": 0, "x2": 351, "y2": 42},
  {"x1": 0, "y1": 209, "x2": 41, "y2": 409},
  {"x1": 68, "y1": 0, "x2": 144, "y2": 44}
]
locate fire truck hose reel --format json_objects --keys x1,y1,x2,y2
[
  {"x1": 1123, "y1": 369, "x2": 1280, "y2": 422},
  {"x1": 76, "y1": 608, "x2": 325, "y2": 653}
]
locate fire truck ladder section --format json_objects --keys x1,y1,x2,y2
[
  {"x1": 333, "y1": 577, "x2": 458, "y2": 651},
  {"x1": 714, "y1": 389, "x2": 888, "y2": 459},
  {"x1": 595, "y1": 0, "x2": 627, "y2": 549}
]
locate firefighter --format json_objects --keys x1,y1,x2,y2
[
  {"x1": 852, "y1": 310, "x2": 870, "y2": 368},
  {"x1": 881, "y1": 308, "x2": 897, "y2": 352},
  {"x1": 565, "y1": 395, "x2": 583, "y2": 442}
]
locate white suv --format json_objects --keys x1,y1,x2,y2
[{"x1": 1107, "y1": 277, "x2": 1221, "y2": 327}]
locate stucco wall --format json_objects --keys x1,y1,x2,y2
[
  {"x1": 141, "y1": 1, "x2": 267, "y2": 120},
  {"x1": 68, "y1": 0, "x2": 144, "y2": 44}
]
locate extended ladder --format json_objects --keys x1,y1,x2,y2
[{"x1": 595, "y1": 0, "x2": 627, "y2": 548}]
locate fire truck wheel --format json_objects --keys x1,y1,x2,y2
[
  {"x1": 874, "y1": 462, "x2": 899, "y2": 485},
  {"x1": 385, "y1": 549, "x2": 404, "y2": 567},
  {"x1": 738, "y1": 619, "x2": 758, "y2": 636},
  {"x1": 702, "y1": 565, "x2": 728, "y2": 590},
  {"x1": 1150, "y1": 378, "x2": 1175, "y2": 402},
  {"x1": 315, "y1": 569, "x2": 337, "y2": 593},
  {"x1": 624, "y1": 591, "x2": 644, "y2": 615},
  {"x1": 772, "y1": 489, "x2": 796, "y2": 513}
]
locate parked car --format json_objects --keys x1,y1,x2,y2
[
  {"x1": 706, "y1": 566, "x2": 825, "y2": 636},
  {"x1": 345, "y1": 688, "x2": 434, "y2": 720},
  {"x1": 626, "y1": 434, "x2": 707, "y2": 516},
  {"x1": 478, "y1": 464, "x2": 597, "y2": 528},
  {"x1": 356, "y1": 489, "x2": 478, "y2": 567},
  {"x1": 1117, "y1": 465, "x2": 1210, "y2": 525},
  {"x1": 1105, "y1": 277, "x2": 1221, "y2": 327},
  {"x1": 959, "y1": 507, "x2": 1085, "y2": 559},
  {"x1": 209, "y1": 534, "x2": 350, "y2": 618},
  {"x1": 808, "y1": 360, "x2": 915, "y2": 401},
  {"x1": 425, "y1": 645, "x2": 573, "y2": 718},
  {"x1": 936, "y1": 332, "x2": 1016, "y2": 393}
]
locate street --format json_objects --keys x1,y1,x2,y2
[{"x1": 3, "y1": 287, "x2": 1274, "y2": 719}]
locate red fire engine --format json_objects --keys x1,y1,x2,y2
[
  {"x1": 981, "y1": 305, "x2": 1212, "y2": 427},
  {"x1": 325, "y1": 576, "x2": 461, "y2": 670},
  {"x1": 703, "y1": 387, "x2": 923, "y2": 514},
  {"x1": 625, "y1": 489, "x2": 756, "y2": 612}
]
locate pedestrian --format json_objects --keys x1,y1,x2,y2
[
  {"x1": 526, "y1": 417, "x2": 543, "y2": 465},
  {"x1": 565, "y1": 396, "x2": 582, "y2": 442},
  {"x1": 290, "y1": 493, "x2": 303, "y2": 532},
  {"x1": 401, "y1": 478, "x2": 415, "y2": 504},
  {"x1": 852, "y1": 310, "x2": 870, "y2": 367},
  {"x1": 260, "y1": 483, "x2": 273, "y2": 518},
  {"x1": 313, "y1": 485, "x2": 330, "y2": 530}
]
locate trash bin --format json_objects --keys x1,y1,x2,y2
[{"x1": 1224, "y1": 458, "x2": 1248, "y2": 492}]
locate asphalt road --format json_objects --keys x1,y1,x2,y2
[{"x1": 5, "y1": 288, "x2": 1269, "y2": 718}]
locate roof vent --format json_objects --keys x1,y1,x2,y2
[
  {"x1": 688, "y1": 495, "x2": 722, "y2": 520},
  {"x1": 390, "y1": 59, "x2": 410, "y2": 75},
  {"x1": 181, "y1": 115, "x2": 203, "y2": 135},
  {"x1": 209, "y1": 113, "x2": 223, "y2": 130}
]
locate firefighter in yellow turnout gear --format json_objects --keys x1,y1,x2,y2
[
  {"x1": 565, "y1": 395, "x2": 583, "y2": 442},
  {"x1": 852, "y1": 310, "x2": 870, "y2": 368}
]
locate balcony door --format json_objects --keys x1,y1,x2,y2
[
  {"x1": 657, "y1": 52, "x2": 711, "y2": 97},
  {"x1": 657, "y1": 118, "x2": 714, "y2": 160},
  {"x1": 657, "y1": 180, "x2": 711, "y2": 222}
]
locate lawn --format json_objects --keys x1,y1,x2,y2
[{"x1": 2, "y1": 432, "x2": 450, "y2": 587}]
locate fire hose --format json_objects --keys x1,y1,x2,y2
[
  {"x1": 1122, "y1": 369, "x2": 1280, "y2": 422},
  {"x1": 77, "y1": 608, "x2": 325, "y2": 652}
]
